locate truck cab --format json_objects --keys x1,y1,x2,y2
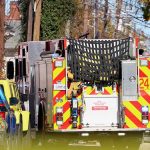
[{"x1": 0, "y1": 79, "x2": 30, "y2": 133}]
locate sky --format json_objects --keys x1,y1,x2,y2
[
  {"x1": 109, "y1": 0, "x2": 150, "y2": 37},
  {"x1": 5, "y1": 0, "x2": 150, "y2": 38},
  {"x1": 5, "y1": 0, "x2": 11, "y2": 15}
]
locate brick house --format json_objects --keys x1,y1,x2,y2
[{"x1": 4, "y1": 1, "x2": 21, "y2": 66}]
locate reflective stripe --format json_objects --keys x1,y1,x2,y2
[
  {"x1": 84, "y1": 86, "x2": 114, "y2": 95},
  {"x1": 124, "y1": 57, "x2": 150, "y2": 129}
]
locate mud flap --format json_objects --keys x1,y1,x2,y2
[
  {"x1": 21, "y1": 111, "x2": 30, "y2": 131},
  {"x1": 14, "y1": 111, "x2": 20, "y2": 124}
]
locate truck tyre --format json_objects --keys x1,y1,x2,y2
[
  {"x1": 38, "y1": 102, "x2": 45, "y2": 132},
  {"x1": 23, "y1": 115, "x2": 31, "y2": 137},
  {"x1": 17, "y1": 115, "x2": 23, "y2": 138}
]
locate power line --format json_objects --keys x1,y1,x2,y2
[
  {"x1": 108, "y1": 1, "x2": 150, "y2": 27},
  {"x1": 122, "y1": 0, "x2": 142, "y2": 10},
  {"x1": 88, "y1": 0, "x2": 150, "y2": 28}
]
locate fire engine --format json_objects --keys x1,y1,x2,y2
[{"x1": 12, "y1": 37, "x2": 150, "y2": 132}]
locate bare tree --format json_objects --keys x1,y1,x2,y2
[
  {"x1": 101, "y1": 0, "x2": 109, "y2": 38},
  {"x1": 94, "y1": 0, "x2": 99, "y2": 38},
  {"x1": 114, "y1": 0, "x2": 123, "y2": 38},
  {"x1": 0, "y1": 0, "x2": 5, "y2": 76},
  {"x1": 83, "y1": 0, "x2": 89, "y2": 35}
]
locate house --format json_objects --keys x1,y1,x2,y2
[{"x1": 4, "y1": 1, "x2": 21, "y2": 68}]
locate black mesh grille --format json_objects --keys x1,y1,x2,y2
[{"x1": 68, "y1": 38, "x2": 130, "y2": 87}]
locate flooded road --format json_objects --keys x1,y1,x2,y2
[{"x1": 0, "y1": 131, "x2": 150, "y2": 150}]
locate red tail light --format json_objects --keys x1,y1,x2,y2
[{"x1": 0, "y1": 104, "x2": 6, "y2": 120}]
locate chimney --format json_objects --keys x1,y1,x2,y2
[{"x1": 7, "y1": 1, "x2": 20, "y2": 20}]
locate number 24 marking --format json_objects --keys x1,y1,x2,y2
[{"x1": 140, "y1": 78, "x2": 149, "y2": 90}]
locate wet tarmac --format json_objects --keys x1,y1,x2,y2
[{"x1": 0, "y1": 131, "x2": 150, "y2": 150}]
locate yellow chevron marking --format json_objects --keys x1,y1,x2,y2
[
  {"x1": 53, "y1": 59, "x2": 66, "y2": 79},
  {"x1": 67, "y1": 124, "x2": 72, "y2": 129},
  {"x1": 138, "y1": 96, "x2": 150, "y2": 106},
  {"x1": 125, "y1": 116, "x2": 137, "y2": 128},
  {"x1": 104, "y1": 87, "x2": 113, "y2": 95},
  {"x1": 61, "y1": 77, "x2": 66, "y2": 84},
  {"x1": 123, "y1": 101, "x2": 141, "y2": 121},
  {"x1": 138, "y1": 95, "x2": 150, "y2": 128},
  {"x1": 85, "y1": 86, "x2": 115, "y2": 95},
  {"x1": 53, "y1": 94, "x2": 66, "y2": 130},
  {"x1": 54, "y1": 123, "x2": 58, "y2": 130},
  {"x1": 54, "y1": 103, "x2": 69, "y2": 130},
  {"x1": 53, "y1": 95, "x2": 66, "y2": 108},
  {"x1": 53, "y1": 91, "x2": 60, "y2": 97},
  {"x1": 77, "y1": 93, "x2": 82, "y2": 98},
  {"x1": 63, "y1": 108, "x2": 70, "y2": 123},
  {"x1": 90, "y1": 87, "x2": 95, "y2": 95},
  {"x1": 146, "y1": 58, "x2": 150, "y2": 61},
  {"x1": 147, "y1": 122, "x2": 150, "y2": 128},
  {"x1": 53, "y1": 67, "x2": 65, "y2": 80},
  {"x1": 85, "y1": 86, "x2": 93, "y2": 95},
  {"x1": 139, "y1": 67, "x2": 150, "y2": 77}
]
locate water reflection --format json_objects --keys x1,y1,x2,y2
[
  {"x1": 0, "y1": 131, "x2": 150, "y2": 150},
  {"x1": 68, "y1": 140, "x2": 101, "y2": 147},
  {"x1": 139, "y1": 131, "x2": 150, "y2": 150}
]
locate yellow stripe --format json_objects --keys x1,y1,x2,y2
[
  {"x1": 85, "y1": 86, "x2": 93, "y2": 95},
  {"x1": 125, "y1": 116, "x2": 137, "y2": 128},
  {"x1": 53, "y1": 90, "x2": 60, "y2": 97},
  {"x1": 54, "y1": 104, "x2": 71, "y2": 130},
  {"x1": 53, "y1": 94, "x2": 66, "y2": 130},
  {"x1": 138, "y1": 96, "x2": 150, "y2": 106},
  {"x1": 61, "y1": 77, "x2": 66, "y2": 84},
  {"x1": 139, "y1": 67, "x2": 150, "y2": 77},
  {"x1": 138, "y1": 96, "x2": 150, "y2": 128},
  {"x1": 67, "y1": 124, "x2": 72, "y2": 129},
  {"x1": 63, "y1": 108, "x2": 70, "y2": 124},
  {"x1": 85, "y1": 86, "x2": 115, "y2": 95},
  {"x1": 53, "y1": 59, "x2": 66, "y2": 80},
  {"x1": 147, "y1": 122, "x2": 150, "y2": 128},
  {"x1": 53, "y1": 67, "x2": 65, "y2": 79},
  {"x1": 123, "y1": 101, "x2": 141, "y2": 121},
  {"x1": 104, "y1": 87, "x2": 113, "y2": 95},
  {"x1": 54, "y1": 123, "x2": 58, "y2": 130},
  {"x1": 53, "y1": 59, "x2": 67, "y2": 130}
]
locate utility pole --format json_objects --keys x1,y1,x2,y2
[
  {"x1": 94, "y1": 0, "x2": 99, "y2": 39},
  {"x1": 33, "y1": 0, "x2": 42, "y2": 41},
  {"x1": 83, "y1": 0, "x2": 89, "y2": 35},
  {"x1": 27, "y1": 0, "x2": 34, "y2": 41},
  {"x1": 0, "y1": 0, "x2": 5, "y2": 74}
]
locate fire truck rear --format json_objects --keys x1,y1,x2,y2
[{"x1": 16, "y1": 38, "x2": 150, "y2": 131}]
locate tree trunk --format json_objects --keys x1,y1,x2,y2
[
  {"x1": 101, "y1": 0, "x2": 108, "y2": 38},
  {"x1": 94, "y1": 0, "x2": 99, "y2": 38},
  {"x1": 0, "y1": 0, "x2": 5, "y2": 77},
  {"x1": 83, "y1": 0, "x2": 89, "y2": 34},
  {"x1": 114, "y1": 0, "x2": 123, "y2": 38}
]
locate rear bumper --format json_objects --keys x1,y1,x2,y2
[{"x1": 46, "y1": 127, "x2": 150, "y2": 132}]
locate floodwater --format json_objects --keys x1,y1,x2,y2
[{"x1": 0, "y1": 131, "x2": 150, "y2": 150}]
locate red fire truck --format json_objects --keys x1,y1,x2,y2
[{"x1": 12, "y1": 37, "x2": 150, "y2": 132}]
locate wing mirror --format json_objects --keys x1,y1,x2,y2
[{"x1": 7, "y1": 61, "x2": 14, "y2": 79}]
